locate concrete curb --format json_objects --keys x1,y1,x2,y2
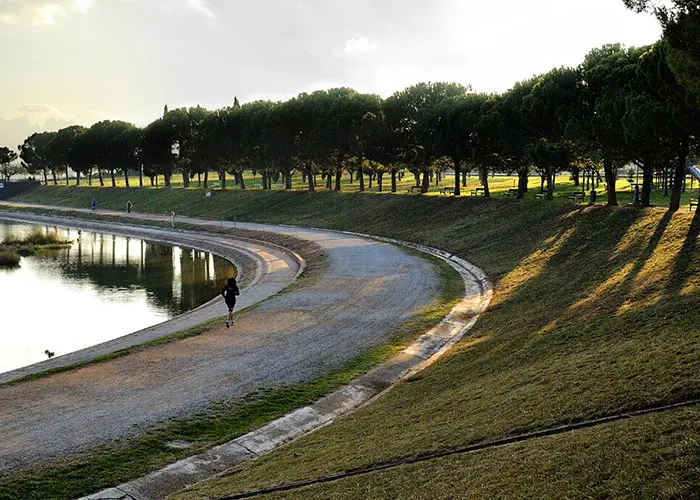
[{"x1": 81, "y1": 230, "x2": 492, "y2": 500}]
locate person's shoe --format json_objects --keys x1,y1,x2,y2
[
  {"x1": 225, "y1": 320, "x2": 230, "y2": 328},
  {"x1": 230, "y1": 320, "x2": 235, "y2": 325}
]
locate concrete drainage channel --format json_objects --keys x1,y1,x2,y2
[{"x1": 82, "y1": 229, "x2": 492, "y2": 500}]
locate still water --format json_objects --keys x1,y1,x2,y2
[{"x1": 0, "y1": 221, "x2": 237, "y2": 374}]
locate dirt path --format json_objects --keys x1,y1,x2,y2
[{"x1": 0, "y1": 204, "x2": 440, "y2": 475}]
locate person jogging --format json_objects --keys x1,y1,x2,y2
[{"x1": 221, "y1": 276, "x2": 240, "y2": 327}]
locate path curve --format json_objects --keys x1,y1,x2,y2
[
  {"x1": 0, "y1": 204, "x2": 441, "y2": 480},
  {"x1": 85, "y1": 233, "x2": 493, "y2": 500},
  {"x1": 0, "y1": 212, "x2": 302, "y2": 384}
]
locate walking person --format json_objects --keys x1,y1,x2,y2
[
  {"x1": 127, "y1": 200, "x2": 133, "y2": 213},
  {"x1": 170, "y1": 210, "x2": 175, "y2": 227},
  {"x1": 221, "y1": 277, "x2": 240, "y2": 328},
  {"x1": 91, "y1": 199, "x2": 97, "y2": 210}
]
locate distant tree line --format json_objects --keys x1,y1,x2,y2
[{"x1": 8, "y1": 3, "x2": 700, "y2": 212}]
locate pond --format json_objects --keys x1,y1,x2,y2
[{"x1": 0, "y1": 221, "x2": 237, "y2": 374}]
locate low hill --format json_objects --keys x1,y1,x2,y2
[{"x1": 6, "y1": 185, "x2": 700, "y2": 498}]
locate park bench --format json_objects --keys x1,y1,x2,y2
[
  {"x1": 407, "y1": 185, "x2": 422, "y2": 193},
  {"x1": 691, "y1": 198, "x2": 698, "y2": 212},
  {"x1": 502, "y1": 188, "x2": 519, "y2": 198},
  {"x1": 440, "y1": 186, "x2": 456, "y2": 195},
  {"x1": 567, "y1": 191, "x2": 585, "y2": 202},
  {"x1": 535, "y1": 193, "x2": 546, "y2": 200},
  {"x1": 470, "y1": 187, "x2": 486, "y2": 196}
]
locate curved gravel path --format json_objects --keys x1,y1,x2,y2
[{"x1": 0, "y1": 204, "x2": 440, "y2": 476}]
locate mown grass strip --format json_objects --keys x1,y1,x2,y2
[{"x1": 215, "y1": 399, "x2": 700, "y2": 500}]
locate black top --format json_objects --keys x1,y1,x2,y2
[{"x1": 221, "y1": 284, "x2": 239, "y2": 304}]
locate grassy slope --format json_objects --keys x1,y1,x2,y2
[
  {"x1": 35, "y1": 169, "x2": 700, "y2": 207},
  {"x1": 7, "y1": 186, "x2": 700, "y2": 498}
]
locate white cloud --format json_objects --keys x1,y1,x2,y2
[
  {"x1": 0, "y1": 0, "x2": 94, "y2": 24},
  {"x1": 344, "y1": 35, "x2": 378, "y2": 55},
  {"x1": 5, "y1": 104, "x2": 72, "y2": 127},
  {"x1": 187, "y1": 0, "x2": 214, "y2": 18}
]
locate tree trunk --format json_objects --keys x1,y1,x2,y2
[
  {"x1": 641, "y1": 160, "x2": 653, "y2": 207},
  {"x1": 88, "y1": 167, "x2": 92, "y2": 186},
  {"x1": 124, "y1": 170, "x2": 130, "y2": 187},
  {"x1": 358, "y1": 164, "x2": 365, "y2": 192},
  {"x1": 98, "y1": 168, "x2": 104, "y2": 187},
  {"x1": 479, "y1": 166, "x2": 490, "y2": 197},
  {"x1": 239, "y1": 172, "x2": 247, "y2": 190},
  {"x1": 462, "y1": 170, "x2": 467, "y2": 187},
  {"x1": 572, "y1": 167, "x2": 580, "y2": 187},
  {"x1": 668, "y1": 142, "x2": 689, "y2": 212},
  {"x1": 203, "y1": 170, "x2": 208, "y2": 189},
  {"x1": 421, "y1": 168, "x2": 430, "y2": 193},
  {"x1": 76, "y1": 170, "x2": 80, "y2": 186},
  {"x1": 65, "y1": 166, "x2": 69, "y2": 185},
  {"x1": 139, "y1": 166, "x2": 143, "y2": 187},
  {"x1": 110, "y1": 169, "x2": 116, "y2": 187},
  {"x1": 306, "y1": 167, "x2": 314, "y2": 191},
  {"x1": 182, "y1": 169, "x2": 190, "y2": 188},
  {"x1": 51, "y1": 168, "x2": 57, "y2": 185},
  {"x1": 285, "y1": 169, "x2": 292, "y2": 189},
  {"x1": 453, "y1": 158, "x2": 462, "y2": 196},
  {"x1": 546, "y1": 168, "x2": 554, "y2": 200},
  {"x1": 377, "y1": 172, "x2": 384, "y2": 192},
  {"x1": 335, "y1": 168, "x2": 342, "y2": 190},
  {"x1": 391, "y1": 169, "x2": 397, "y2": 193},
  {"x1": 603, "y1": 158, "x2": 618, "y2": 206},
  {"x1": 518, "y1": 168, "x2": 529, "y2": 199},
  {"x1": 42, "y1": 168, "x2": 48, "y2": 185}
]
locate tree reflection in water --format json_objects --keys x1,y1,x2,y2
[{"x1": 0, "y1": 221, "x2": 237, "y2": 373}]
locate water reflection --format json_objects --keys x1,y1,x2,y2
[{"x1": 0, "y1": 221, "x2": 237, "y2": 373}]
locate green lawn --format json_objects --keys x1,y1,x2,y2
[
  {"x1": 4, "y1": 185, "x2": 700, "y2": 499},
  {"x1": 183, "y1": 407, "x2": 699, "y2": 499},
  {"x1": 36, "y1": 169, "x2": 700, "y2": 208}
]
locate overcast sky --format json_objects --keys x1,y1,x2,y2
[{"x1": 0, "y1": 0, "x2": 661, "y2": 144}]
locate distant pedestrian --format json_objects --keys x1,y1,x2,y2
[
  {"x1": 127, "y1": 200, "x2": 133, "y2": 213},
  {"x1": 170, "y1": 210, "x2": 175, "y2": 227},
  {"x1": 221, "y1": 277, "x2": 240, "y2": 328},
  {"x1": 91, "y1": 199, "x2": 97, "y2": 210}
]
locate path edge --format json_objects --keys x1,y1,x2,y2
[{"x1": 82, "y1": 231, "x2": 493, "y2": 500}]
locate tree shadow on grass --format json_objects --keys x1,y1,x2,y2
[{"x1": 665, "y1": 208, "x2": 700, "y2": 297}]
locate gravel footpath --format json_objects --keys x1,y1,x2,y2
[{"x1": 0, "y1": 204, "x2": 439, "y2": 475}]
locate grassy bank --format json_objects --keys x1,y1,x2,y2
[
  {"x1": 4, "y1": 186, "x2": 700, "y2": 498},
  {"x1": 0, "y1": 229, "x2": 71, "y2": 267},
  {"x1": 26, "y1": 170, "x2": 700, "y2": 207}
]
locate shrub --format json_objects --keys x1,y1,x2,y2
[{"x1": 0, "y1": 249, "x2": 20, "y2": 268}]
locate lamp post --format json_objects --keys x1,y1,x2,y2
[{"x1": 169, "y1": 140, "x2": 180, "y2": 189}]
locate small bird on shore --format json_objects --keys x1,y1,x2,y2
[{"x1": 44, "y1": 350, "x2": 54, "y2": 359}]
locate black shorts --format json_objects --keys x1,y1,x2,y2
[{"x1": 225, "y1": 301, "x2": 236, "y2": 312}]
